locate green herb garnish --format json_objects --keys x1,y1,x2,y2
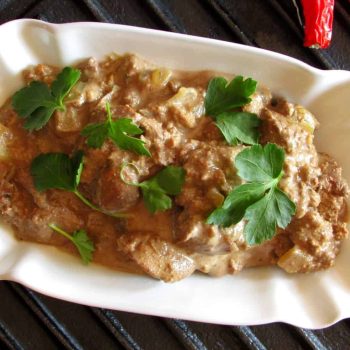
[
  {"x1": 207, "y1": 143, "x2": 296, "y2": 245},
  {"x1": 204, "y1": 76, "x2": 260, "y2": 146},
  {"x1": 205, "y1": 76, "x2": 257, "y2": 116},
  {"x1": 215, "y1": 112, "x2": 261, "y2": 146},
  {"x1": 121, "y1": 164, "x2": 185, "y2": 213},
  {"x1": 31, "y1": 151, "x2": 125, "y2": 218},
  {"x1": 12, "y1": 67, "x2": 81, "y2": 131},
  {"x1": 49, "y1": 223, "x2": 94, "y2": 264},
  {"x1": 81, "y1": 102, "x2": 150, "y2": 156}
]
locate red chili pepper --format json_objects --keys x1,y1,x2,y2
[{"x1": 301, "y1": 0, "x2": 334, "y2": 49}]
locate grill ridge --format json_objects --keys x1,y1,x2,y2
[
  {"x1": 0, "y1": 0, "x2": 43, "y2": 22},
  {"x1": 142, "y1": 0, "x2": 187, "y2": 33},
  {"x1": 297, "y1": 329, "x2": 329, "y2": 350},
  {"x1": 81, "y1": 0, "x2": 116, "y2": 23},
  {"x1": 91, "y1": 309, "x2": 141, "y2": 350},
  {"x1": 231, "y1": 326, "x2": 267, "y2": 350},
  {"x1": 162, "y1": 319, "x2": 208, "y2": 350},
  {"x1": 9, "y1": 283, "x2": 83, "y2": 350},
  {"x1": 335, "y1": 1, "x2": 350, "y2": 30},
  {"x1": 201, "y1": 0, "x2": 256, "y2": 46},
  {"x1": 0, "y1": 320, "x2": 25, "y2": 350}
]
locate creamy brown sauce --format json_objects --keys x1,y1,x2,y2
[{"x1": 0, "y1": 53, "x2": 348, "y2": 282}]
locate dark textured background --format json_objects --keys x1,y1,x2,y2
[{"x1": 0, "y1": 1, "x2": 350, "y2": 349}]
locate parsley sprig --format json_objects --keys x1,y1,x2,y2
[
  {"x1": 48, "y1": 223, "x2": 94, "y2": 264},
  {"x1": 205, "y1": 76, "x2": 260, "y2": 146},
  {"x1": 81, "y1": 102, "x2": 150, "y2": 156},
  {"x1": 121, "y1": 164, "x2": 185, "y2": 213},
  {"x1": 207, "y1": 143, "x2": 296, "y2": 245},
  {"x1": 31, "y1": 151, "x2": 126, "y2": 218},
  {"x1": 12, "y1": 67, "x2": 81, "y2": 131}
]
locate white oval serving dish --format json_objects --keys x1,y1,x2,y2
[{"x1": 0, "y1": 19, "x2": 349, "y2": 329}]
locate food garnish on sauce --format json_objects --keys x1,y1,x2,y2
[{"x1": 0, "y1": 54, "x2": 348, "y2": 281}]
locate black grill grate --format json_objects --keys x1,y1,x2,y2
[{"x1": 1, "y1": 1, "x2": 350, "y2": 349}]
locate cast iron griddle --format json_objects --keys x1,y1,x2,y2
[{"x1": 0, "y1": 1, "x2": 350, "y2": 349}]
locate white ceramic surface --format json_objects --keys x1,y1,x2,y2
[{"x1": 0, "y1": 19, "x2": 349, "y2": 329}]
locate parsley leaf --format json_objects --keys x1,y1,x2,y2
[
  {"x1": 205, "y1": 76, "x2": 257, "y2": 116},
  {"x1": 81, "y1": 102, "x2": 150, "y2": 156},
  {"x1": 31, "y1": 152, "x2": 125, "y2": 218},
  {"x1": 216, "y1": 112, "x2": 261, "y2": 146},
  {"x1": 12, "y1": 81, "x2": 52, "y2": 117},
  {"x1": 244, "y1": 187, "x2": 296, "y2": 245},
  {"x1": 81, "y1": 122, "x2": 109, "y2": 148},
  {"x1": 207, "y1": 183, "x2": 266, "y2": 227},
  {"x1": 141, "y1": 185, "x2": 173, "y2": 213},
  {"x1": 12, "y1": 67, "x2": 81, "y2": 131},
  {"x1": 204, "y1": 76, "x2": 260, "y2": 146},
  {"x1": 51, "y1": 67, "x2": 81, "y2": 107},
  {"x1": 121, "y1": 165, "x2": 185, "y2": 213},
  {"x1": 109, "y1": 118, "x2": 149, "y2": 155},
  {"x1": 207, "y1": 143, "x2": 296, "y2": 245},
  {"x1": 23, "y1": 105, "x2": 58, "y2": 131},
  {"x1": 140, "y1": 166, "x2": 185, "y2": 213},
  {"x1": 48, "y1": 224, "x2": 94, "y2": 264},
  {"x1": 31, "y1": 151, "x2": 83, "y2": 192},
  {"x1": 235, "y1": 142, "x2": 285, "y2": 182}
]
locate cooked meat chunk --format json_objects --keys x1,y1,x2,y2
[
  {"x1": 176, "y1": 212, "x2": 246, "y2": 255},
  {"x1": 139, "y1": 117, "x2": 180, "y2": 165},
  {"x1": 243, "y1": 87, "x2": 272, "y2": 115},
  {"x1": 96, "y1": 165, "x2": 139, "y2": 212},
  {"x1": 0, "y1": 179, "x2": 83, "y2": 244},
  {"x1": 117, "y1": 233, "x2": 196, "y2": 282}
]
